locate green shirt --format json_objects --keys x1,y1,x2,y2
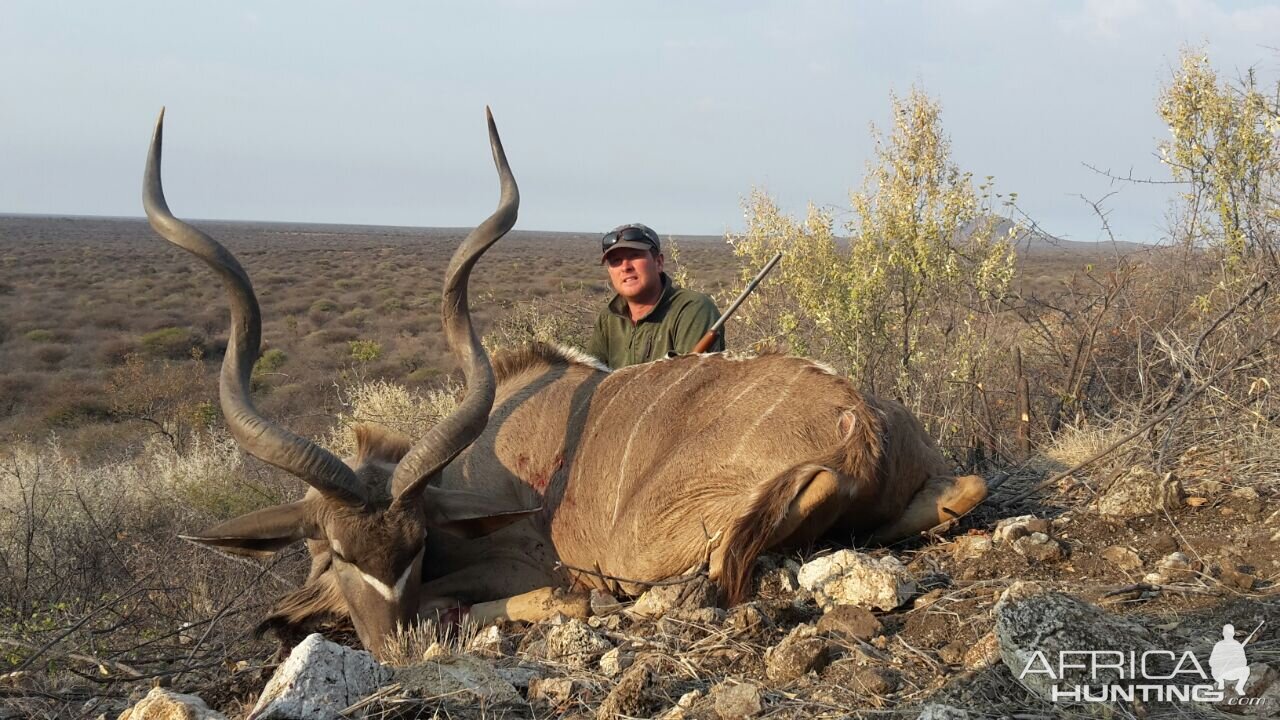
[{"x1": 586, "y1": 274, "x2": 724, "y2": 369}]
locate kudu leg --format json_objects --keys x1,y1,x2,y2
[{"x1": 866, "y1": 474, "x2": 987, "y2": 544}]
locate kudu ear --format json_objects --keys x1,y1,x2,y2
[
  {"x1": 180, "y1": 501, "x2": 318, "y2": 557},
  {"x1": 418, "y1": 486, "x2": 540, "y2": 539}
]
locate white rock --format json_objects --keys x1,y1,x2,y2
[
  {"x1": 465, "y1": 625, "x2": 512, "y2": 656},
  {"x1": 631, "y1": 576, "x2": 718, "y2": 618},
  {"x1": 543, "y1": 618, "x2": 613, "y2": 668},
  {"x1": 1096, "y1": 467, "x2": 1183, "y2": 518},
  {"x1": 394, "y1": 654, "x2": 520, "y2": 705},
  {"x1": 250, "y1": 634, "x2": 390, "y2": 720},
  {"x1": 599, "y1": 646, "x2": 635, "y2": 677},
  {"x1": 951, "y1": 535, "x2": 992, "y2": 560},
  {"x1": 993, "y1": 515, "x2": 1050, "y2": 544},
  {"x1": 796, "y1": 550, "x2": 915, "y2": 611},
  {"x1": 119, "y1": 687, "x2": 226, "y2": 720},
  {"x1": 1143, "y1": 551, "x2": 1195, "y2": 585}
]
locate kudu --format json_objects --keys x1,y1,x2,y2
[
  {"x1": 150, "y1": 110, "x2": 988, "y2": 660},
  {"x1": 145, "y1": 108, "x2": 535, "y2": 657}
]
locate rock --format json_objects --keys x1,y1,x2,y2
[
  {"x1": 765, "y1": 624, "x2": 832, "y2": 683},
  {"x1": 726, "y1": 602, "x2": 770, "y2": 634},
  {"x1": 917, "y1": 704, "x2": 970, "y2": 719},
  {"x1": 118, "y1": 688, "x2": 226, "y2": 720},
  {"x1": 1142, "y1": 551, "x2": 1197, "y2": 584},
  {"x1": 995, "y1": 582, "x2": 1153, "y2": 701},
  {"x1": 796, "y1": 550, "x2": 916, "y2": 611},
  {"x1": 962, "y1": 631, "x2": 1000, "y2": 670},
  {"x1": 590, "y1": 589, "x2": 623, "y2": 616},
  {"x1": 1238, "y1": 662, "x2": 1278, "y2": 699},
  {"x1": 528, "y1": 677, "x2": 579, "y2": 706},
  {"x1": 465, "y1": 625, "x2": 512, "y2": 656},
  {"x1": 631, "y1": 576, "x2": 718, "y2": 618},
  {"x1": 816, "y1": 605, "x2": 882, "y2": 641},
  {"x1": 756, "y1": 564, "x2": 800, "y2": 594},
  {"x1": 1150, "y1": 532, "x2": 1179, "y2": 554},
  {"x1": 250, "y1": 633, "x2": 390, "y2": 720},
  {"x1": 1096, "y1": 467, "x2": 1183, "y2": 518},
  {"x1": 493, "y1": 663, "x2": 547, "y2": 691},
  {"x1": 544, "y1": 618, "x2": 613, "y2": 668},
  {"x1": 711, "y1": 681, "x2": 763, "y2": 719},
  {"x1": 599, "y1": 646, "x2": 635, "y2": 677},
  {"x1": 395, "y1": 654, "x2": 521, "y2": 705},
  {"x1": 589, "y1": 613, "x2": 623, "y2": 632},
  {"x1": 1101, "y1": 545, "x2": 1143, "y2": 572},
  {"x1": 596, "y1": 662, "x2": 655, "y2": 719},
  {"x1": 993, "y1": 515, "x2": 1051, "y2": 544},
  {"x1": 1216, "y1": 562, "x2": 1257, "y2": 590},
  {"x1": 1012, "y1": 532, "x2": 1066, "y2": 563},
  {"x1": 938, "y1": 641, "x2": 965, "y2": 666},
  {"x1": 951, "y1": 534, "x2": 992, "y2": 560},
  {"x1": 851, "y1": 667, "x2": 898, "y2": 696}
]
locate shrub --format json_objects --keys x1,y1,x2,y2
[
  {"x1": 43, "y1": 397, "x2": 113, "y2": 428},
  {"x1": 33, "y1": 343, "x2": 70, "y2": 367},
  {"x1": 729, "y1": 88, "x2": 1015, "y2": 431},
  {"x1": 98, "y1": 335, "x2": 139, "y2": 365},
  {"x1": 139, "y1": 326, "x2": 203, "y2": 359},
  {"x1": 253, "y1": 348, "x2": 288, "y2": 375},
  {"x1": 323, "y1": 378, "x2": 461, "y2": 457},
  {"x1": 348, "y1": 339, "x2": 383, "y2": 363},
  {"x1": 24, "y1": 329, "x2": 54, "y2": 343}
]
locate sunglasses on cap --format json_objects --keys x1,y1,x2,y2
[{"x1": 601, "y1": 225, "x2": 660, "y2": 254}]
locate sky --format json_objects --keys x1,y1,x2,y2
[{"x1": 3, "y1": 1, "x2": 1278, "y2": 243}]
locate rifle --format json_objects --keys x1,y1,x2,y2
[{"x1": 690, "y1": 251, "x2": 783, "y2": 354}]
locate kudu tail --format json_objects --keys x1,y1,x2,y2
[{"x1": 717, "y1": 400, "x2": 884, "y2": 606}]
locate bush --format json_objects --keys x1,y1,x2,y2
[
  {"x1": 140, "y1": 326, "x2": 203, "y2": 359},
  {"x1": 24, "y1": 329, "x2": 55, "y2": 343},
  {"x1": 33, "y1": 343, "x2": 70, "y2": 367},
  {"x1": 348, "y1": 339, "x2": 383, "y2": 363},
  {"x1": 323, "y1": 378, "x2": 460, "y2": 457},
  {"x1": 253, "y1": 348, "x2": 288, "y2": 375},
  {"x1": 729, "y1": 88, "x2": 1015, "y2": 433}
]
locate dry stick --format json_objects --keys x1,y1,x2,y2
[
  {"x1": 0, "y1": 637, "x2": 141, "y2": 678},
  {"x1": 173, "y1": 550, "x2": 294, "y2": 684},
  {"x1": 999, "y1": 321, "x2": 1280, "y2": 507},
  {"x1": 11, "y1": 574, "x2": 152, "y2": 673}
]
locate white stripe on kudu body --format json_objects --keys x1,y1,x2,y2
[
  {"x1": 729, "y1": 369, "x2": 804, "y2": 464},
  {"x1": 359, "y1": 548, "x2": 423, "y2": 603},
  {"x1": 612, "y1": 356, "x2": 708, "y2": 525}
]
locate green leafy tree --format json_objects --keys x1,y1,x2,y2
[
  {"x1": 1159, "y1": 49, "x2": 1279, "y2": 271},
  {"x1": 730, "y1": 88, "x2": 1015, "y2": 415}
]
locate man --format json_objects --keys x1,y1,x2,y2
[{"x1": 586, "y1": 223, "x2": 723, "y2": 369}]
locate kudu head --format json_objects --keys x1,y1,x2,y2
[{"x1": 143, "y1": 108, "x2": 530, "y2": 657}]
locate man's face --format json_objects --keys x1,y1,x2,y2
[{"x1": 604, "y1": 248, "x2": 664, "y2": 302}]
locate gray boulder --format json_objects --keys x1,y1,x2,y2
[{"x1": 995, "y1": 582, "x2": 1153, "y2": 701}]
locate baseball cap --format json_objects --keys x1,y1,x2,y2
[{"x1": 601, "y1": 223, "x2": 660, "y2": 260}]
